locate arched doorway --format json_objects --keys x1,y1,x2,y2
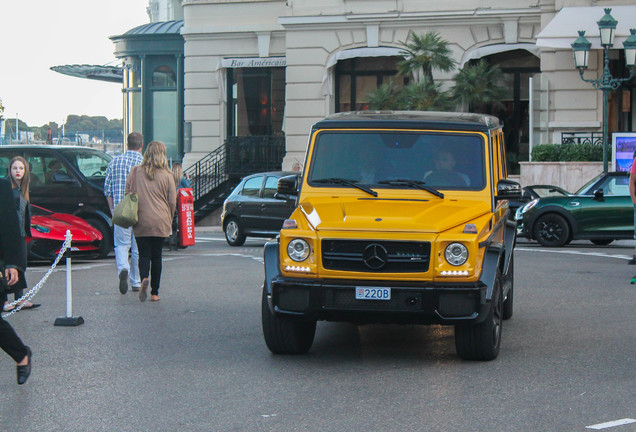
[{"x1": 468, "y1": 49, "x2": 540, "y2": 174}]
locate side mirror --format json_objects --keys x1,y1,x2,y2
[
  {"x1": 496, "y1": 179, "x2": 522, "y2": 201},
  {"x1": 593, "y1": 188, "x2": 604, "y2": 201},
  {"x1": 274, "y1": 175, "x2": 300, "y2": 200}
]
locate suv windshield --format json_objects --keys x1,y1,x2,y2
[
  {"x1": 308, "y1": 131, "x2": 486, "y2": 190},
  {"x1": 59, "y1": 148, "x2": 112, "y2": 180}
]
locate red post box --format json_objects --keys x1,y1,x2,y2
[{"x1": 177, "y1": 188, "x2": 195, "y2": 247}]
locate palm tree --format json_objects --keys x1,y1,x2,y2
[
  {"x1": 398, "y1": 31, "x2": 456, "y2": 82},
  {"x1": 367, "y1": 81, "x2": 404, "y2": 110},
  {"x1": 400, "y1": 77, "x2": 452, "y2": 111},
  {"x1": 452, "y1": 60, "x2": 508, "y2": 112}
]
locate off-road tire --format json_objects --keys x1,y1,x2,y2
[
  {"x1": 455, "y1": 270, "x2": 503, "y2": 361},
  {"x1": 261, "y1": 283, "x2": 316, "y2": 354}
]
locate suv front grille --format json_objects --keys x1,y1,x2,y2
[{"x1": 322, "y1": 239, "x2": 430, "y2": 273}]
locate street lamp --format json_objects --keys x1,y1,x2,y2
[{"x1": 571, "y1": 8, "x2": 636, "y2": 173}]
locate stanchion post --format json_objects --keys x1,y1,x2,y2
[{"x1": 54, "y1": 230, "x2": 84, "y2": 327}]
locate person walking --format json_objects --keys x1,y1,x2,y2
[
  {"x1": 3, "y1": 156, "x2": 40, "y2": 312},
  {"x1": 104, "y1": 132, "x2": 144, "y2": 294},
  {"x1": 171, "y1": 162, "x2": 191, "y2": 190},
  {"x1": 168, "y1": 162, "x2": 191, "y2": 248},
  {"x1": 0, "y1": 177, "x2": 32, "y2": 385},
  {"x1": 127, "y1": 141, "x2": 176, "y2": 302}
]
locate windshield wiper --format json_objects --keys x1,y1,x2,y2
[
  {"x1": 377, "y1": 179, "x2": 444, "y2": 199},
  {"x1": 312, "y1": 178, "x2": 378, "y2": 197}
]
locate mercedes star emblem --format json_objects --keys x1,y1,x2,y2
[{"x1": 362, "y1": 243, "x2": 388, "y2": 270}]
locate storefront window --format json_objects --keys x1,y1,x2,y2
[
  {"x1": 152, "y1": 91, "x2": 178, "y2": 161},
  {"x1": 228, "y1": 67, "x2": 285, "y2": 136},
  {"x1": 335, "y1": 56, "x2": 406, "y2": 112},
  {"x1": 152, "y1": 65, "x2": 176, "y2": 87}
]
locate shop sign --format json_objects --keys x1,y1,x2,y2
[{"x1": 221, "y1": 57, "x2": 286, "y2": 68}]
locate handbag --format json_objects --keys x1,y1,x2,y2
[{"x1": 112, "y1": 167, "x2": 139, "y2": 228}]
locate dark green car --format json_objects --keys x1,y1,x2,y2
[{"x1": 515, "y1": 172, "x2": 633, "y2": 247}]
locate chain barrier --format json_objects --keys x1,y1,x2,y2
[{"x1": 2, "y1": 231, "x2": 73, "y2": 318}]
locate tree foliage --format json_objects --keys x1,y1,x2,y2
[
  {"x1": 367, "y1": 81, "x2": 405, "y2": 110},
  {"x1": 398, "y1": 31, "x2": 456, "y2": 81},
  {"x1": 367, "y1": 32, "x2": 508, "y2": 113},
  {"x1": 452, "y1": 60, "x2": 507, "y2": 111},
  {"x1": 400, "y1": 78, "x2": 452, "y2": 111}
]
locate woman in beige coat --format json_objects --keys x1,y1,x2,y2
[{"x1": 125, "y1": 141, "x2": 176, "y2": 301}]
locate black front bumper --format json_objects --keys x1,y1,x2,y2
[{"x1": 269, "y1": 276, "x2": 491, "y2": 325}]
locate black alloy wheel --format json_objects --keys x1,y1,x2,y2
[{"x1": 534, "y1": 213, "x2": 570, "y2": 247}]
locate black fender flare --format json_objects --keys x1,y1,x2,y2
[
  {"x1": 263, "y1": 240, "x2": 281, "y2": 312},
  {"x1": 502, "y1": 219, "x2": 516, "y2": 276},
  {"x1": 479, "y1": 243, "x2": 504, "y2": 302}
]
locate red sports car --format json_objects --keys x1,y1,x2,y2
[{"x1": 28, "y1": 205, "x2": 103, "y2": 261}]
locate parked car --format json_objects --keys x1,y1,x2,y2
[
  {"x1": 509, "y1": 184, "x2": 571, "y2": 217},
  {"x1": 28, "y1": 204, "x2": 103, "y2": 262},
  {"x1": 515, "y1": 171, "x2": 632, "y2": 247},
  {"x1": 0, "y1": 145, "x2": 113, "y2": 257},
  {"x1": 221, "y1": 171, "x2": 300, "y2": 246}
]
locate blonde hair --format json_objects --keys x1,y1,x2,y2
[
  {"x1": 8, "y1": 156, "x2": 30, "y2": 201},
  {"x1": 140, "y1": 141, "x2": 169, "y2": 180},
  {"x1": 171, "y1": 162, "x2": 183, "y2": 186}
]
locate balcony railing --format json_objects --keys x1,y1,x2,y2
[
  {"x1": 226, "y1": 135, "x2": 286, "y2": 177},
  {"x1": 561, "y1": 132, "x2": 603, "y2": 146}
]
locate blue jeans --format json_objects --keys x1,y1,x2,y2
[{"x1": 114, "y1": 225, "x2": 140, "y2": 287}]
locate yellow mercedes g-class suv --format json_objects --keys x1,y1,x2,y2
[{"x1": 262, "y1": 111, "x2": 520, "y2": 360}]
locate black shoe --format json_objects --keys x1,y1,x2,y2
[
  {"x1": 628, "y1": 255, "x2": 636, "y2": 265},
  {"x1": 119, "y1": 269, "x2": 129, "y2": 294},
  {"x1": 17, "y1": 347, "x2": 31, "y2": 385}
]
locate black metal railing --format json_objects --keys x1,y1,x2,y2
[
  {"x1": 561, "y1": 132, "x2": 603, "y2": 146},
  {"x1": 184, "y1": 135, "x2": 286, "y2": 216},
  {"x1": 226, "y1": 136, "x2": 286, "y2": 177},
  {"x1": 185, "y1": 144, "x2": 228, "y2": 202}
]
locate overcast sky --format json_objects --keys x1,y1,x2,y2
[{"x1": 1, "y1": 0, "x2": 150, "y2": 127}]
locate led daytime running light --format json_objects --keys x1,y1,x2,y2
[
  {"x1": 284, "y1": 265, "x2": 311, "y2": 272},
  {"x1": 440, "y1": 270, "x2": 470, "y2": 276}
]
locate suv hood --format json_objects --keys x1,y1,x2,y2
[{"x1": 299, "y1": 196, "x2": 491, "y2": 233}]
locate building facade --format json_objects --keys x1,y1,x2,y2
[{"x1": 118, "y1": 0, "x2": 636, "y2": 175}]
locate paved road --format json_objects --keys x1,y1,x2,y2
[{"x1": 0, "y1": 232, "x2": 634, "y2": 431}]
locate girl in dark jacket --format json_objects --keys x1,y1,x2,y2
[
  {"x1": 0, "y1": 177, "x2": 32, "y2": 384},
  {"x1": 3, "y1": 156, "x2": 39, "y2": 311}
]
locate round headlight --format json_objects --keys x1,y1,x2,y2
[
  {"x1": 520, "y1": 199, "x2": 538, "y2": 214},
  {"x1": 445, "y1": 242, "x2": 468, "y2": 266},
  {"x1": 287, "y1": 238, "x2": 310, "y2": 262}
]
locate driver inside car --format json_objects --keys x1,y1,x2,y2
[{"x1": 423, "y1": 150, "x2": 470, "y2": 187}]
